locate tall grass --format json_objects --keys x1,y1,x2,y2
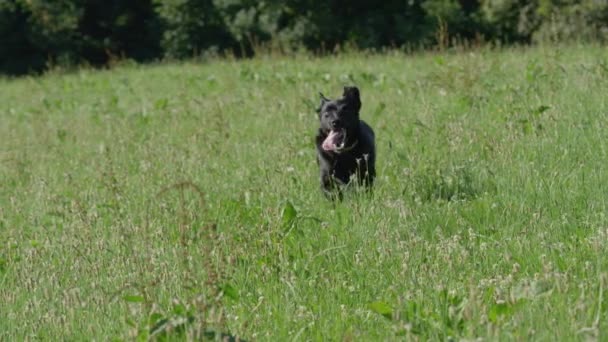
[{"x1": 2, "y1": 45, "x2": 608, "y2": 340}]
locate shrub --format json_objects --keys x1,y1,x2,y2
[
  {"x1": 533, "y1": 0, "x2": 608, "y2": 43},
  {"x1": 0, "y1": 0, "x2": 161, "y2": 75},
  {"x1": 0, "y1": 0, "x2": 81, "y2": 74},
  {"x1": 77, "y1": 0, "x2": 162, "y2": 64},
  {"x1": 479, "y1": 0, "x2": 540, "y2": 43},
  {"x1": 154, "y1": 0, "x2": 235, "y2": 58}
]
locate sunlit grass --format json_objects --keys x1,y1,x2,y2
[{"x1": 2, "y1": 45, "x2": 608, "y2": 340}]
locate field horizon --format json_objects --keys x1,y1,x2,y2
[{"x1": 2, "y1": 44, "x2": 608, "y2": 340}]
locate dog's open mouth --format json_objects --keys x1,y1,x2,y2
[{"x1": 322, "y1": 129, "x2": 347, "y2": 152}]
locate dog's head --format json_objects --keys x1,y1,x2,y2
[{"x1": 317, "y1": 86, "x2": 361, "y2": 153}]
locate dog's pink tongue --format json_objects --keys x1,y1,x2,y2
[{"x1": 322, "y1": 130, "x2": 339, "y2": 151}]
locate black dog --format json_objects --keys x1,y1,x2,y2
[{"x1": 315, "y1": 86, "x2": 376, "y2": 199}]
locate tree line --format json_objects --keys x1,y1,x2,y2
[{"x1": 1, "y1": 0, "x2": 607, "y2": 75}]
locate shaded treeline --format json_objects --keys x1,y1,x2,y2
[{"x1": 1, "y1": 0, "x2": 608, "y2": 75}]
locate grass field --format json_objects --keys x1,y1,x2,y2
[{"x1": 2, "y1": 45, "x2": 608, "y2": 340}]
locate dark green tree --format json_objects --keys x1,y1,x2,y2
[{"x1": 155, "y1": 0, "x2": 234, "y2": 58}]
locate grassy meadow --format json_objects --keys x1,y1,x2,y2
[{"x1": 2, "y1": 45, "x2": 608, "y2": 340}]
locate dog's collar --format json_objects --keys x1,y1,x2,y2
[{"x1": 335, "y1": 139, "x2": 358, "y2": 153}]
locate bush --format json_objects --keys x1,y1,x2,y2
[
  {"x1": 154, "y1": 0, "x2": 234, "y2": 58},
  {"x1": 0, "y1": 0, "x2": 81, "y2": 74},
  {"x1": 0, "y1": 0, "x2": 161, "y2": 75},
  {"x1": 213, "y1": 0, "x2": 315, "y2": 53},
  {"x1": 77, "y1": 0, "x2": 162, "y2": 64},
  {"x1": 0, "y1": 2, "x2": 35, "y2": 74},
  {"x1": 479, "y1": 0, "x2": 540, "y2": 43},
  {"x1": 533, "y1": 0, "x2": 608, "y2": 43}
]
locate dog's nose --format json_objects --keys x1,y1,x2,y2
[{"x1": 331, "y1": 119, "x2": 341, "y2": 129}]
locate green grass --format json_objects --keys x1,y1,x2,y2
[{"x1": 2, "y1": 45, "x2": 608, "y2": 340}]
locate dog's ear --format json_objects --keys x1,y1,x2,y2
[
  {"x1": 319, "y1": 92, "x2": 329, "y2": 103},
  {"x1": 317, "y1": 92, "x2": 329, "y2": 113},
  {"x1": 342, "y1": 86, "x2": 361, "y2": 111}
]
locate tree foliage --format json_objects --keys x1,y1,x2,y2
[{"x1": 1, "y1": 0, "x2": 608, "y2": 75}]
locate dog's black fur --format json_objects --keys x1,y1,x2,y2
[{"x1": 315, "y1": 86, "x2": 376, "y2": 199}]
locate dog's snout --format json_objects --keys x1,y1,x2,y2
[{"x1": 331, "y1": 119, "x2": 341, "y2": 129}]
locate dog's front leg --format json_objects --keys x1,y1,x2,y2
[
  {"x1": 362, "y1": 167, "x2": 375, "y2": 188},
  {"x1": 320, "y1": 170, "x2": 343, "y2": 201},
  {"x1": 356, "y1": 154, "x2": 375, "y2": 191}
]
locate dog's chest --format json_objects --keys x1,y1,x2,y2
[{"x1": 331, "y1": 152, "x2": 368, "y2": 179}]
